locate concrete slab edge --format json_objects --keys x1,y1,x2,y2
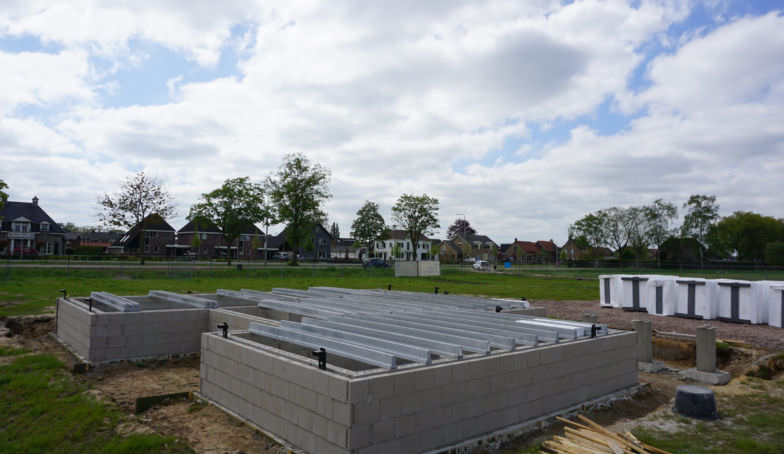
[
  {"x1": 679, "y1": 368, "x2": 731, "y2": 385},
  {"x1": 422, "y1": 383, "x2": 647, "y2": 454}
]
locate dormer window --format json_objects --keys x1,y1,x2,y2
[
  {"x1": 40, "y1": 222, "x2": 49, "y2": 232},
  {"x1": 12, "y1": 222, "x2": 30, "y2": 233}
]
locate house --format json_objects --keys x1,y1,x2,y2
[
  {"x1": 271, "y1": 224, "x2": 333, "y2": 260},
  {"x1": 560, "y1": 238, "x2": 612, "y2": 261},
  {"x1": 177, "y1": 219, "x2": 223, "y2": 259},
  {"x1": 110, "y1": 214, "x2": 176, "y2": 257},
  {"x1": 331, "y1": 238, "x2": 362, "y2": 260},
  {"x1": 0, "y1": 196, "x2": 65, "y2": 256},
  {"x1": 374, "y1": 229, "x2": 432, "y2": 261},
  {"x1": 438, "y1": 240, "x2": 464, "y2": 263},
  {"x1": 449, "y1": 232, "x2": 499, "y2": 263},
  {"x1": 63, "y1": 230, "x2": 122, "y2": 254},
  {"x1": 177, "y1": 220, "x2": 267, "y2": 259},
  {"x1": 500, "y1": 238, "x2": 560, "y2": 264},
  {"x1": 537, "y1": 240, "x2": 559, "y2": 264}
]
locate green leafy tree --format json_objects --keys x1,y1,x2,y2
[
  {"x1": 98, "y1": 172, "x2": 176, "y2": 263},
  {"x1": 330, "y1": 222, "x2": 340, "y2": 240},
  {"x1": 568, "y1": 212, "x2": 606, "y2": 260},
  {"x1": 764, "y1": 241, "x2": 784, "y2": 266},
  {"x1": 391, "y1": 194, "x2": 439, "y2": 265},
  {"x1": 351, "y1": 201, "x2": 386, "y2": 261},
  {"x1": 190, "y1": 225, "x2": 202, "y2": 259},
  {"x1": 267, "y1": 153, "x2": 331, "y2": 266},
  {"x1": 391, "y1": 243, "x2": 402, "y2": 260},
  {"x1": 709, "y1": 211, "x2": 784, "y2": 261},
  {"x1": 681, "y1": 194, "x2": 720, "y2": 245},
  {"x1": 0, "y1": 179, "x2": 9, "y2": 210},
  {"x1": 188, "y1": 177, "x2": 267, "y2": 266},
  {"x1": 643, "y1": 199, "x2": 678, "y2": 263}
]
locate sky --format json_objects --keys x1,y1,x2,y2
[{"x1": 1, "y1": 1, "x2": 783, "y2": 244}]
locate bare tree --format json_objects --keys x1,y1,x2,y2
[{"x1": 98, "y1": 172, "x2": 176, "y2": 263}]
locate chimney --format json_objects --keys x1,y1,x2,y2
[{"x1": 32, "y1": 196, "x2": 39, "y2": 207}]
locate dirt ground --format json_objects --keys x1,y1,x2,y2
[
  {"x1": 533, "y1": 299, "x2": 784, "y2": 351},
  {"x1": 2, "y1": 308, "x2": 781, "y2": 454}
]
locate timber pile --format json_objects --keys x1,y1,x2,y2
[{"x1": 541, "y1": 415, "x2": 671, "y2": 454}]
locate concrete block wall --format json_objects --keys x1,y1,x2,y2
[
  {"x1": 209, "y1": 307, "x2": 275, "y2": 331},
  {"x1": 200, "y1": 331, "x2": 637, "y2": 454},
  {"x1": 347, "y1": 331, "x2": 637, "y2": 453},
  {"x1": 200, "y1": 333, "x2": 352, "y2": 454},
  {"x1": 56, "y1": 297, "x2": 93, "y2": 360},
  {"x1": 87, "y1": 308, "x2": 209, "y2": 362},
  {"x1": 56, "y1": 298, "x2": 210, "y2": 363}
]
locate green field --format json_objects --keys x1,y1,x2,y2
[{"x1": 3, "y1": 265, "x2": 783, "y2": 318}]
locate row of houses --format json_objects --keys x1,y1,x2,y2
[{"x1": 0, "y1": 197, "x2": 584, "y2": 263}]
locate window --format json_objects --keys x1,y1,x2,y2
[
  {"x1": 241, "y1": 235, "x2": 250, "y2": 241},
  {"x1": 144, "y1": 245, "x2": 150, "y2": 253},
  {"x1": 201, "y1": 233, "x2": 207, "y2": 240},
  {"x1": 12, "y1": 222, "x2": 30, "y2": 233},
  {"x1": 319, "y1": 238, "x2": 328, "y2": 245},
  {"x1": 154, "y1": 245, "x2": 159, "y2": 253},
  {"x1": 40, "y1": 222, "x2": 49, "y2": 232}
]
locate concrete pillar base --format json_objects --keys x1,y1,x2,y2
[
  {"x1": 680, "y1": 368, "x2": 730, "y2": 385},
  {"x1": 638, "y1": 361, "x2": 667, "y2": 373}
]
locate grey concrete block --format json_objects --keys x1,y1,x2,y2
[
  {"x1": 332, "y1": 400, "x2": 352, "y2": 426},
  {"x1": 367, "y1": 375, "x2": 395, "y2": 400},
  {"x1": 696, "y1": 326, "x2": 717, "y2": 372},
  {"x1": 394, "y1": 413, "x2": 417, "y2": 438},
  {"x1": 315, "y1": 436, "x2": 349, "y2": 454},
  {"x1": 328, "y1": 375, "x2": 349, "y2": 402},
  {"x1": 347, "y1": 425, "x2": 372, "y2": 449},
  {"x1": 393, "y1": 372, "x2": 417, "y2": 395},
  {"x1": 348, "y1": 379, "x2": 369, "y2": 404},
  {"x1": 372, "y1": 417, "x2": 395, "y2": 444},
  {"x1": 326, "y1": 420, "x2": 347, "y2": 447},
  {"x1": 680, "y1": 368, "x2": 730, "y2": 385}
]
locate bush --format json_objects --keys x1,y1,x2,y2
[
  {"x1": 71, "y1": 246, "x2": 106, "y2": 255},
  {"x1": 764, "y1": 241, "x2": 784, "y2": 266}
]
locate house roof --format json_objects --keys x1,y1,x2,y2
[
  {"x1": 387, "y1": 229, "x2": 429, "y2": 241},
  {"x1": 0, "y1": 199, "x2": 64, "y2": 233},
  {"x1": 117, "y1": 214, "x2": 175, "y2": 244},
  {"x1": 178, "y1": 219, "x2": 222, "y2": 234},
  {"x1": 536, "y1": 240, "x2": 557, "y2": 252},
  {"x1": 514, "y1": 241, "x2": 541, "y2": 254}
]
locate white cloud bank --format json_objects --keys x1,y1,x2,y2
[{"x1": 0, "y1": 2, "x2": 782, "y2": 244}]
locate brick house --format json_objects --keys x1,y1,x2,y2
[
  {"x1": 0, "y1": 196, "x2": 65, "y2": 256},
  {"x1": 270, "y1": 224, "x2": 333, "y2": 260},
  {"x1": 111, "y1": 214, "x2": 176, "y2": 257},
  {"x1": 449, "y1": 232, "x2": 499, "y2": 262},
  {"x1": 177, "y1": 220, "x2": 266, "y2": 259},
  {"x1": 500, "y1": 239, "x2": 561, "y2": 264}
]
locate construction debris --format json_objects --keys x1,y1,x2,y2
[{"x1": 542, "y1": 415, "x2": 671, "y2": 454}]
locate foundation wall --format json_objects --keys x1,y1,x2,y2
[
  {"x1": 209, "y1": 308, "x2": 273, "y2": 331},
  {"x1": 200, "y1": 331, "x2": 637, "y2": 454},
  {"x1": 56, "y1": 298, "x2": 210, "y2": 363},
  {"x1": 200, "y1": 333, "x2": 353, "y2": 454},
  {"x1": 56, "y1": 297, "x2": 93, "y2": 360}
]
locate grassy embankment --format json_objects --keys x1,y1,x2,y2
[{"x1": 0, "y1": 350, "x2": 191, "y2": 453}]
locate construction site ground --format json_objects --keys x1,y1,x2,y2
[{"x1": 1, "y1": 300, "x2": 782, "y2": 453}]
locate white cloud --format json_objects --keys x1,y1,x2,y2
[{"x1": 1, "y1": 2, "x2": 783, "y2": 246}]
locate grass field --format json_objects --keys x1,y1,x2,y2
[
  {"x1": 0, "y1": 352, "x2": 192, "y2": 453},
  {"x1": 3, "y1": 265, "x2": 783, "y2": 318}
]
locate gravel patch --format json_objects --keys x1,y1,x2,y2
[{"x1": 534, "y1": 300, "x2": 784, "y2": 351}]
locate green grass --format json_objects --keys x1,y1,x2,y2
[
  {"x1": 0, "y1": 353, "x2": 191, "y2": 453},
  {"x1": 0, "y1": 346, "x2": 29, "y2": 356},
  {"x1": 632, "y1": 385, "x2": 784, "y2": 453},
  {"x1": 3, "y1": 265, "x2": 782, "y2": 317},
  {"x1": 0, "y1": 267, "x2": 598, "y2": 317}
]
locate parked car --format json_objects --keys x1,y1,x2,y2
[
  {"x1": 363, "y1": 258, "x2": 390, "y2": 268},
  {"x1": 274, "y1": 252, "x2": 290, "y2": 260},
  {"x1": 472, "y1": 260, "x2": 490, "y2": 271}
]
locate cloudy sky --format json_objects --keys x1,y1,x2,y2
[{"x1": 1, "y1": 1, "x2": 782, "y2": 244}]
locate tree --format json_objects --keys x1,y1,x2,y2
[
  {"x1": 188, "y1": 177, "x2": 268, "y2": 266},
  {"x1": 190, "y1": 225, "x2": 202, "y2": 260},
  {"x1": 447, "y1": 218, "x2": 476, "y2": 240},
  {"x1": 267, "y1": 153, "x2": 331, "y2": 266},
  {"x1": 681, "y1": 194, "x2": 720, "y2": 245},
  {"x1": 330, "y1": 222, "x2": 340, "y2": 240},
  {"x1": 569, "y1": 212, "x2": 606, "y2": 259},
  {"x1": 351, "y1": 201, "x2": 385, "y2": 261},
  {"x1": 0, "y1": 179, "x2": 8, "y2": 211},
  {"x1": 391, "y1": 194, "x2": 439, "y2": 265},
  {"x1": 708, "y1": 211, "x2": 784, "y2": 262},
  {"x1": 98, "y1": 172, "x2": 176, "y2": 263},
  {"x1": 643, "y1": 199, "x2": 678, "y2": 263}
]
